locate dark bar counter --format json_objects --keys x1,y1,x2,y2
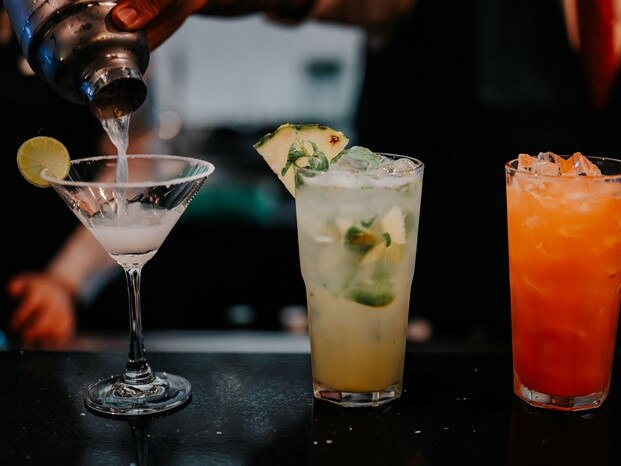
[{"x1": 0, "y1": 348, "x2": 619, "y2": 465}]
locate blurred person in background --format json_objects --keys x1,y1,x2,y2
[
  {"x1": 103, "y1": 0, "x2": 621, "y2": 348},
  {"x1": 1, "y1": 2, "x2": 158, "y2": 348}
]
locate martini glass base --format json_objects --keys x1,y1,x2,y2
[{"x1": 84, "y1": 372, "x2": 192, "y2": 416}]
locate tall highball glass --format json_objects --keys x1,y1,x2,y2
[
  {"x1": 294, "y1": 153, "x2": 424, "y2": 407},
  {"x1": 506, "y1": 154, "x2": 621, "y2": 411}
]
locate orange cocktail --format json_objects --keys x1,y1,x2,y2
[{"x1": 505, "y1": 152, "x2": 621, "y2": 411}]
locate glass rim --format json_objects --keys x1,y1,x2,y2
[
  {"x1": 505, "y1": 155, "x2": 621, "y2": 180},
  {"x1": 41, "y1": 153, "x2": 215, "y2": 188},
  {"x1": 294, "y1": 152, "x2": 424, "y2": 176}
]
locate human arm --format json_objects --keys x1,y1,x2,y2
[
  {"x1": 110, "y1": 0, "x2": 417, "y2": 50},
  {"x1": 7, "y1": 273, "x2": 77, "y2": 347},
  {"x1": 7, "y1": 107, "x2": 157, "y2": 349},
  {"x1": 7, "y1": 227, "x2": 116, "y2": 348}
]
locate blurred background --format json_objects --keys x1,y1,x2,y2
[
  {"x1": 7, "y1": 2, "x2": 579, "y2": 353},
  {"x1": 75, "y1": 16, "x2": 367, "y2": 348},
  {"x1": 11, "y1": 0, "x2": 617, "y2": 353}
]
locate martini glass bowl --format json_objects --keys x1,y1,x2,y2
[{"x1": 42, "y1": 154, "x2": 215, "y2": 416}]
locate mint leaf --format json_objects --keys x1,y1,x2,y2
[
  {"x1": 282, "y1": 139, "x2": 308, "y2": 176},
  {"x1": 361, "y1": 217, "x2": 376, "y2": 229},
  {"x1": 333, "y1": 146, "x2": 381, "y2": 169},
  {"x1": 283, "y1": 139, "x2": 330, "y2": 176},
  {"x1": 383, "y1": 232, "x2": 392, "y2": 247},
  {"x1": 305, "y1": 141, "x2": 329, "y2": 171},
  {"x1": 343, "y1": 224, "x2": 376, "y2": 253}
]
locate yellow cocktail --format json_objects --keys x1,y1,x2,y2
[{"x1": 295, "y1": 152, "x2": 424, "y2": 407}]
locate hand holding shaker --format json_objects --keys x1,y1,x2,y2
[{"x1": 4, "y1": 0, "x2": 149, "y2": 118}]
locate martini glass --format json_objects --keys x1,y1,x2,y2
[{"x1": 42, "y1": 154, "x2": 215, "y2": 416}]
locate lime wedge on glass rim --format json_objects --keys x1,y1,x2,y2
[{"x1": 16, "y1": 136, "x2": 71, "y2": 187}]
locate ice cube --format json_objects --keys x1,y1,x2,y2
[
  {"x1": 376, "y1": 157, "x2": 420, "y2": 177},
  {"x1": 563, "y1": 152, "x2": 601, "y2": 176},
  {"x1": 516, "y1": 151, "x2": 601, "y2": 177},
  {"x1": 536, "y1": 151, "x2": 556, "y2": 163},
  {"x1": 517, "y1": 152, "x2": 558, "y2": 175},
  {"x1": 517, "y1": 153, "x2": 536, "y2": 170},
  {"x1": 333, "y1": 145, "x2": 381, "y2": 170}
]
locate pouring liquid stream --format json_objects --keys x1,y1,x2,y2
[{"x1": 99, "y1": 114, "x2": 131, "y2": 216}]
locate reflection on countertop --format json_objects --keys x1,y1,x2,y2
[
  {"x1": 64, "y1": 330, "x2": 311, "y2": 353},
  {"x1": 34, "y1": 327, "x2": 508, "y2": 354}
]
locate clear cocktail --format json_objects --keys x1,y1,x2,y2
[
  {"x1": 42, "y1": 153, "x2": 215, "y2": 416},
  {"x1": 506, "y1": 152, "x2": 621, "y2": 411},
  {"x1": 295, "y1": 152, "x2": 424, "y2": 407}
]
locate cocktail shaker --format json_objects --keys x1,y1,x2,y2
[{"x1": 4, "y1": 0, "x2": 149, "y2": 118}]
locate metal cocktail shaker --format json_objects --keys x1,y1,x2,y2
[{"x1": 4, "y1": 0, "x2": 149, "y2": 118}]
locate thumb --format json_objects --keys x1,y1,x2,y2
[{"x1": 111, "y1": 0, "x2": 177, "y2": 30}]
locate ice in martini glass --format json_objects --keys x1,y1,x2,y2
[{"x1": 41, "y1": 153, "x2": 214, "y2": 416}]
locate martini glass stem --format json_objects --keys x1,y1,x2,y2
[{"x1": 121, "y1": 266, "x2": 156, "y2": 385}]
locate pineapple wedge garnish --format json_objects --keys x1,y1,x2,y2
[{"x1": 253, "y1": 123, "x2": 349, "y2": 196}]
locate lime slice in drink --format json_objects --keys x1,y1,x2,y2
[
  {"x1": 253, "y1": 123, "x2": 349, "y2": 196},
  {"x1": 16, "y1": 136, "x2": 71, "y2": 188},
  {"x1": 346, "y1": 281, "x2": 395, "y2": 307}
]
